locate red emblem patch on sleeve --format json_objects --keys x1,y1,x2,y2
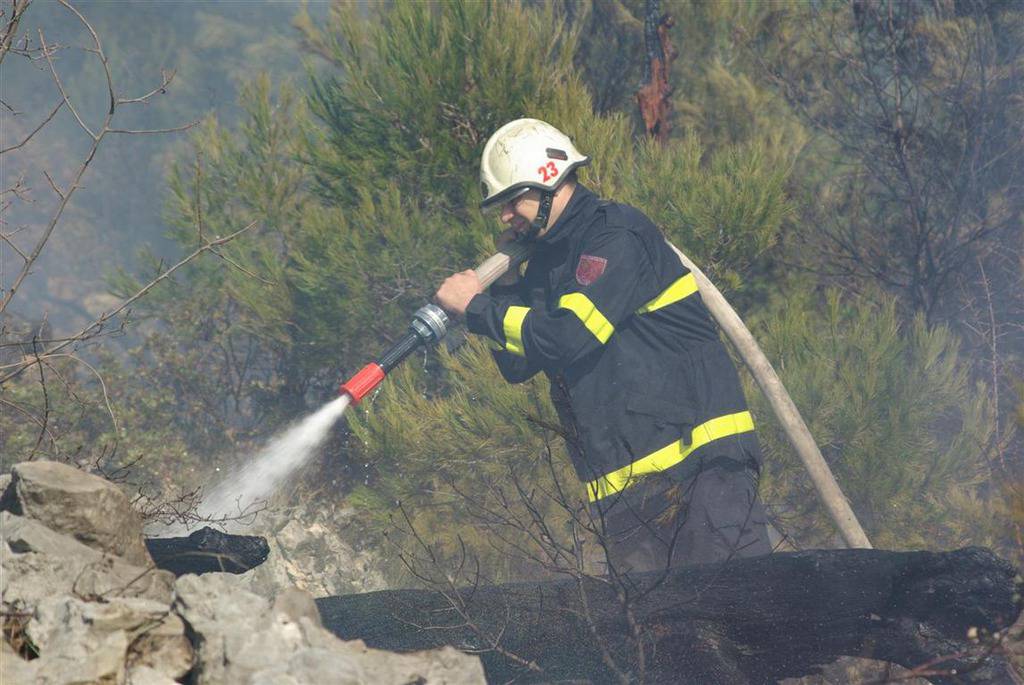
[{"x1": 575, "y1": 254, "x2": 608, "y2": 286}]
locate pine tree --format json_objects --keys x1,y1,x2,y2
[{"x1": 748, "y1": 288, "x2": 999, "y2": 551}]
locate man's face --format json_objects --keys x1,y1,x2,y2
[{"x1": 500, "y1": 189, "x2": 542, "y2": 238}]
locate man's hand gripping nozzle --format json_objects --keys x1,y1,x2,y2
[{"x1": 337, "y1": 242, "x2": 530, "y2": 404}]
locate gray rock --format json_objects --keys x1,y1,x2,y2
[
  {"x1": 236, "y1": 534, "x2": 296, "y2": 600},
  {"x1": 237, "y1": 508, "x2": 387, "y2": 599},
  {"x1": 24, "y1": 595, "x2": 132, "y2": 684},
  {"x1": 272, "y1": 585, "x2": 322, "y2": 626},
  {"x1": 173, "y1": 573, "x2": 271, "y2": 684},
  {"x1": 125, "y1": 612, "x2": 193, "y2": 681},
  {"x1": 2, "y1": 510, "x2": 103, "y2": 557},
  {"x1": 0, "y1": 465, "x2": 480, "y2": 685},
  {"x1": 175, "y1": 572, "x2": 484, "y2": 685},
  {"x1": 3, "y1": 461, "x2": 152, "y2": 566},
  {"x1": 2, "y1": 637, "x2": 40, "y2": 683},
  {"x1": 383, "y1": 645, "x2": 490, "y2": 685},
  {"x1": 125, "y1": 665, "x2": 180, "y2": 685},
  {"x1": 21, "y1": 595, "x2": 193, "y2": 685},
  {"x1": 248, "y1": 645, "x2": 364, "y2": 684},
  {"x1": 2, "y1": 515, "x2": 175, "y2": 608},
  {"x1": 326, "y1": 642, "x2": 489, "y2": 685}
]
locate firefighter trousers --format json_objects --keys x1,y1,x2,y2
[{"x1": 596, "y1": 456, "x2": 772, "y2": 574}]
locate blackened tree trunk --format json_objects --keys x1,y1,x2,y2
[{"x1": 317, "y1": 547, "x2": 1021, "y2": 684}]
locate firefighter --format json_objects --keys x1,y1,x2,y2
[{"x1": 435, "y1": 118, "x2": 772, "y2": 572}]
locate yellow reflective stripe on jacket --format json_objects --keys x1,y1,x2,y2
[
  {"x1": 586, "y1": 410, "x2": 755, "y2": 502},
  {"x1": 636, "y1": 273, "x2": 698, "y2": 314},
  {"x1": 502, "y1": 306, "x2": 530, "y2": 357},
  {"x1": 558, "y1": 293, "x2": 614, "y2": 344}
]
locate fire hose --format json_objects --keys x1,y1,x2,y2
[{"x1": 338, "y1": 242, "x2": 872, "y2": 549}]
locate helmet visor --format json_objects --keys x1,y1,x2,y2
[{"x1": 480, "y1": 185, "x2": 531, "y2": 213}]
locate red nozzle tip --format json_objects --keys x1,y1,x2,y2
[
  {"x1": 339, "y1": 363, "x2": 386, "y2": 404},
  {"x1": 337, "y1": 360, "x2": 385, "y2": 403}
]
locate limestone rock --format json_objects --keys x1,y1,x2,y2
[
  {"x1": 343, "y1": 643, "x2": 490, "y2": 685},
  {"x1": 2, "y1": 513, "x2": 175, "y2": 608},
  {"x1": 245, "y1": 645, "x2": 365, "y2": 684},
  {"x1": 2, "y1": 510, "x2": 103, "y2": 557},
  {"x1": 24, "y1": 595, "x2": 132, "y2": 684},
  {"x1": 175, "y1": 572, "x2": 484, "y2": 685},
  {"x1": 173, "y1": 573, "x2": 271, "y2": 684},
  {"x1": 2, "y1": 461, "x2": 152, "y2": 566},
  {"x1": 19, "y1": 595, "x2": 193, "y2": 685},
  {"x1": 272, "y1": 586, "x2": 323, "y2": 626},
  {"x1": 2, "y1": 638, "x2": 39, "y2": 684},
  {"x1": 237, "y1": 507, "x2": 387, "y2": 599},
  {"x1": 126, "y1": 612, "x2": 193, "y2": 681},
  {"x1": 0, "y1": 462, "x2": 487, "y2": 684},
  {"x1": 125, "y1": 665, "x2": 180, "y2": 685}
]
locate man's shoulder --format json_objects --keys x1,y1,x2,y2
[{"x1": 581, "y1": 198, "x2": 661, "y2": 243}]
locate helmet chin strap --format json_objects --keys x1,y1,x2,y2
[{"x1": 524, "y1": 190, "x2": 555, "y2": 241}]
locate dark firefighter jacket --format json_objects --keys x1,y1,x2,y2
[{"x1": 465, "y1": 184, "x2": 759, "y2": 506}]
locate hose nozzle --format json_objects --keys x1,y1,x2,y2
[
  {"x1": 339, "y1": 304, "x2": 450, "y2": 404},
  {"x1": 338, "y1": 243, "x2": 528, "y2": 405}
]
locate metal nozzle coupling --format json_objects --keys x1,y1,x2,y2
[{"x1": 410, "y1": 304, "x2": 449, "y2": 344}]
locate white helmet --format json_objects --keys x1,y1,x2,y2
[{"x1": 479, "y1": 118, "x2": 589, "y2": 211}]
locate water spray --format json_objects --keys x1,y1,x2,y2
[{"x1": 148, "y1": 244, "x2": 531, "y2": 536}]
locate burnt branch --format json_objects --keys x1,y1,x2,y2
[{"x1": 635, "y1": 0, "x2": 677, "y2": 142}]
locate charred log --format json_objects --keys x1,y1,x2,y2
[
  {"x1": 316, "y1": 547, "x2": 1021, "y2": 684},
  {"x1": 145, "y1": 526, "x2": 269, "y2": 576}
]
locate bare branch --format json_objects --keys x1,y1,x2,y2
[
  {"x1": 41, "y1": 169, "x2": 64, "y2": 200},
  {"x1": 37, "y1": 28, "x2": 95, "y2": 139},
  {"x1": 57, "y1": 0, "x2": 114, "y2": 115},
  {"x1": 209, "y1": 247, "x2": 275, "y2": 285},
  {"x1": 2, "y1": 129, "x2": 95, "y2": 311},
  {"x1": 108, "y1": 121, "x2": 200, "y2": 136},
  {"x1": 43, "y1": 353, "x2": 119, "y2": 436},
  {"x1": 0, "y1": 396, "x2": 59, "y2": 456},
  {"x1": 1, "y1": 229, "x2": 29, "y2": 262},
  {"x1": 0, "y1": 220, "x2": 258, "y2": 382},
  {"x1": 0, "y1": 99, "x2": 64, "y2": 155},
  {"x1": 28, "y1": 339, "x2": 52, "y2": 458},
  {"x1": 117, "y1": 68, "x2": 176, "y2": 105},
  {"x1": 2, "y1": 3, "x2": 201, "y2": 318}
]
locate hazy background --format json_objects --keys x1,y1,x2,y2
[{"x1": 2, "y1": 1, "x2": 317, "y2": 333}]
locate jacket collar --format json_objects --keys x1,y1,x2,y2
[{"x1": 535, "y1": 183, "x2": 598, "y2": 246}]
